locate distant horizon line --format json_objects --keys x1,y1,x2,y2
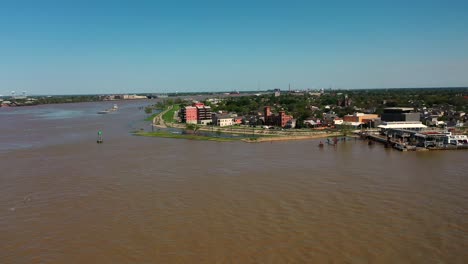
[{"x1": 1, "y1": 86, "x2": 467, "y2": 97}]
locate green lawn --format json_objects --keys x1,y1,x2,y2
[
  {"x1": 162, "y1": 105, "x2": 180, "y2": 123},
  {"x1": 144, "y1": 112, "x2": 160, "y2": 121}
]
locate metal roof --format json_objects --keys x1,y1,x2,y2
[
  {"x1": 383, "y1": 107, "x2": 414, "y2": 111},
  {"x1": 378, "y1": 122, "x2": 427, "y2": 129}
]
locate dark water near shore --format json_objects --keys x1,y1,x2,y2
[{"x1": 1, "y1": 101, "x2": 467, "y2": 263}]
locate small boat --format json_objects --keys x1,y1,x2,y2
[
  {"x1": 448, "y1": 134, "x2": 468, "y2": 146},
  {"x1": 318, "y1": 142, "x2": 324, "y2": 148},
  {"x1": 98, "y1": 110, "x2": 110, "y2": 114},
  {"x1": 394, "y1": 143, "x2": 407, "y2": 151}
]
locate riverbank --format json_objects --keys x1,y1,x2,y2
[
  {"x1": 152, "y1": 105, "x2": 174, "y2": 128},
  {"x1": 133, "y1": 131, "x2": 238, "y2": 142},
  {"x1": 146, "y1": 104, "x2": 347, "y2": 142},
  {"x1": 153, "y1": 105, "x2": 339, "y2": 133},
  {"x1": 135, "y1": 129, "x2": 345, "y2": 143},
  {"x1": 241, "y1": 133, "x2": 344, "y2": 143}
]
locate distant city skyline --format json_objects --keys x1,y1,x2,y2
[{"x1": 1, "y1": 0, "x2": 468, "y2": 95}]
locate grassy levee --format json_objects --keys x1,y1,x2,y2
[
  {"x1": 145, "y1": 112, "x2": 160, "y2": 122},
  {"x1": 162, "y1": 105, "x2": 180, "y2": 124}
]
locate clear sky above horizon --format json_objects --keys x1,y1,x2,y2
[{"x1": 1, "y1": 0, "x2": 468, "y2": 95}]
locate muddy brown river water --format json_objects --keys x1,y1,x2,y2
[{"x1": 0, "y1": 100, "x2": 467, "y2": 263}]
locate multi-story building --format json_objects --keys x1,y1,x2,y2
[
  {"x1": 381, "y1": 107, "x2": 420, "y2": 122},
  {"x1": 212, "y1": 114, "x2": 234, "y2": 127},
  {"x1": 196, "y1": 105, "x2": 212, "y2": 122},
  {"x1": 180, "y1": 106, "x2": 197, "y2": 124},
  {"x1": 179, "y1": 102, "x2": 212, "y2": 124},
  {"x1": 264, "y1": 106, "x2": 293, "y2": 128}
]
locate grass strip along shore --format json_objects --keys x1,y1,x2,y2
[
  {"x1": 133, "y1": 131, "x2": 238, "y2": 142},
  {"x1": 133, "y1": 130, "x2": 345, "y2": 143},
  {"x1": 162, "y1": 104, "x2": 180, "y2": 123}
]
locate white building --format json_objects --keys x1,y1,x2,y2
[
  {"x1": 198, "y1": 119, "x2": 211, "y2": 125},
  {"x1": 212, "y1": 114, "x2": 234, "y2": 127},
  {"x1": 378, "y1": 121, "x2": 427, "y2": 133},
  {"x1": 217, "y1": 118, "x2": 233, "y2": 127}
]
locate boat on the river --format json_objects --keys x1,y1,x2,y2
[
  {"x1": 448, "y1": 134, "x2": 468, "y2": 146},
  {"x1": 394, "y1": 142, "x2": 407, "y2": 151},
  {"x1": 98, "y1": 104, "x2": 118, "y2": 114}
]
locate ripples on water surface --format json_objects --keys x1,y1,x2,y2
[{"x1": 0, "y1": 101, "x2": 467, "y2": 263}]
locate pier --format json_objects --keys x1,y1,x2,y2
[{"x1": 357, "y1": 131, "x2": 468, "y2": 151}]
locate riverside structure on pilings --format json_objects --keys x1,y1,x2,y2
[{"x1": 359, "y1": 129, "x2": 468, "y2": 151}]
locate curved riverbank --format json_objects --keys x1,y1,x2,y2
[
  {"x1": 146, "y1": 104, "x2": 347, "y2": 142},
  {"x1": 134, "y1": 130, "x2": 345, "y2": 143}
]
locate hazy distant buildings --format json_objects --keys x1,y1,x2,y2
[
  {"x1": 100, "y1": 94, "x2": 147, "y2": 100},
  {"x1": 274, "y1": 89, "x2": 281, "y2": 97}
]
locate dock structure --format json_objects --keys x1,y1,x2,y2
[{"x1": 358, "y1": 131, "x2": 468, "y2": 151}]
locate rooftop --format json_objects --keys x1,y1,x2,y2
[
  {"x1": 383, "y1": 107, "x2": 414, "y2": 110},
  {"x1": 378, "y1": 121, "x2": 427, "y2": 129}
]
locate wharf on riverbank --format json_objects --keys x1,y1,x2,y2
[{"x1": 359, "y1": 132, "x2": 468, "y2": 151}]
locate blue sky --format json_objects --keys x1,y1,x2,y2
[{"x1": 1, "y1": 0, "x2": 467, "y2": 95}]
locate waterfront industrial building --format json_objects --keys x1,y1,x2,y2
[
  {"x1": 378, "y1": 121, "x2": 427, "y2": 133},
  {"x1": 381, "y1": 107, "x2": 420, "y2": 122}
]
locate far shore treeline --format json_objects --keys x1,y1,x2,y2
[{"x1": 1, "y1": 88, "x2": 467, "y2": 116}]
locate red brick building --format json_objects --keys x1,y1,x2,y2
[
  {"x1": 179, "y1": 102, "x2": 212, "y2": 124},
  {"x1": 180, "y1": 106, "x2": 197, "y2": 124},
  {"x1": 264, "y1": 106, "x2": 293, "y2": 127}
]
